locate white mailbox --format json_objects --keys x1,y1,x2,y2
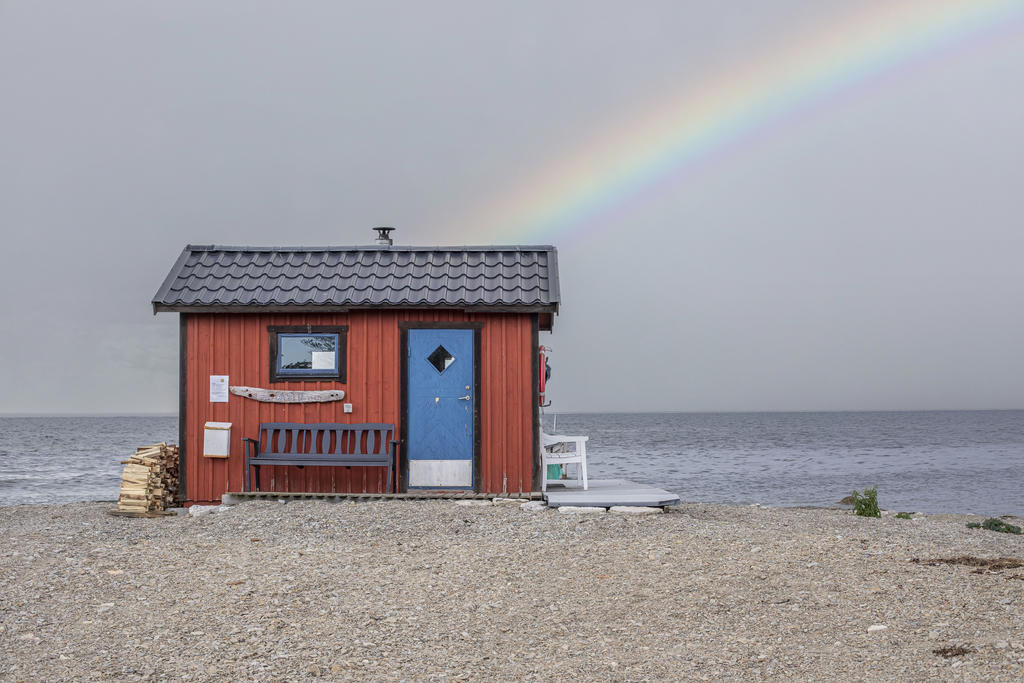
[{"x1": 203, "y1": 421, "x2": 232, "y2": 458}]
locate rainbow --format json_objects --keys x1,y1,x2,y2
[{"x1": 443, "y1": 0, "x2": 1024, "y2": 244}]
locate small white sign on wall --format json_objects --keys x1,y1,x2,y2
[{"x1": 210, "y1": 375, "x2": 229, "y2": 403}]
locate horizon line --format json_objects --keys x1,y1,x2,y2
[{"x1": 2, "y1": 408, "x2": 1022, "y2": 418}]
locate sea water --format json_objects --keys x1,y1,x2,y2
[
  {"x1": 0, "y1": 411, "x2": 1021, "y2": 516},
  {"x1": 0, "y1": 416, "x2": 178, "y2": 507},
  {"x1": 544, "y1": 411, "x2": 1023, "y2": 516}
]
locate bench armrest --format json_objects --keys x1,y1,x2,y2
[
  {"x1": 242, "y1": 437, "x2": 262, "y2": 464},
  {"x1": 540, "y1": 433, "x2": 589, "y2": 453}
]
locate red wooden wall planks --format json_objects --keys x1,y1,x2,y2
[{"x1": 184, "y1": 310, "x2": 535, "y2": 504}]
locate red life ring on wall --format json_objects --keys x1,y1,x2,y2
[{"x1": 538, "y1": 346, "x2": 551, "y2": 407}]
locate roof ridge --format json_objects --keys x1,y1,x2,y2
[{"x1": 186, "y1": 244, "x2": 556, "y2": 252}]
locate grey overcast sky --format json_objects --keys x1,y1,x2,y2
[{"x1": 1, "y1": 1, "x2": 1022, "y2": 414}]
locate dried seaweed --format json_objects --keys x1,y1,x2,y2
[
  {"x1": 933, "y1": 644, "x2": 975, "y2": 659},
  {"x1": 911, "y1": 556, "x2": 1024, "y2": 573}
]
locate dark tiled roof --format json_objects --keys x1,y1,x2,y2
[{"x1": 152, "y1": 245, "x2": 559, "y2": 313}]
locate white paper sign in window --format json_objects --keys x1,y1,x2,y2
[{"x1": 311, "y1": 351, "x2": 335, "y2": 370}]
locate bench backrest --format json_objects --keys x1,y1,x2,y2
[{"x1": 256, "y1": 422, "x2": 394, "y2": 460}]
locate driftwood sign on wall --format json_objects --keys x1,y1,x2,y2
[{"x1": 229, "y1": 386, "x2": 346, "y2": 403}]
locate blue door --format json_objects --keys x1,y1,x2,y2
[{"x1": 407, "y1": 328, "x2": 475, "y2": 488}]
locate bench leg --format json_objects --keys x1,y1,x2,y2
[
  {"x1": 580, "y1": 443, "x2": 588, "y2": 491},
  {"x1": 244, "y1": 459, "x2": 250, "y2": 492}
]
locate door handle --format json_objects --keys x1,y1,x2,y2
[{"x1": 457, "y1": 395, "x2": 471, "y2": 400}]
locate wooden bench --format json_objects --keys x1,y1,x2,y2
[{"x1": 242, "y1": 422, "x2": 398, "y2": 493}]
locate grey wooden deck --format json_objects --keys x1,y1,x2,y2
[
  {"x1": 542, "y1": 479, "x2": 680, "y2": 508},
  {"x1": 223, "y1": 490, "x2": 542, "y2": 503}
]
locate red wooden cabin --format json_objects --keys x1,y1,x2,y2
[{"x1": 153, "y1": 232, "x2": 559, "y2": 505}]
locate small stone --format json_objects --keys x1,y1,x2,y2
[
  {"x1": 805, "y1": 562, "x2": 819, "y2": 568},
  {"x1": 557, "y1": 506, "x2": 606, "y2": 514},
  {"x1": 929, "y1": 631, "x2": 940, "y2": 640},
  {"x1": 492, "y1": 497, "x2": 529, "y2": 505},
  {"x1": 750, "y1": 546, "x2": 763, "y2": 553},
  {"x1": 188, "y1": 505, "x2": 217, "y2": 517},
  {"x1": 867, "y1": 624, "x2": 888, "y2": 633},
  {"x1": 454, "y1": 500, "x2": 491, "y2": 507},
  {"x1": 330, "y1": 664, "x2": 343, "y2": 674},
  {"x1": 307, "y1": 663, "x2": 321, "y2": 676},
  {"x1": 520, "y1": 501, "x2": 547, "y2": 512},
  {"x1": 609, "y1": 506, "x2": 662, "y2": 515},
  {"x1": 995, "y1": 641, "x2": 1008, "y2": 650}
]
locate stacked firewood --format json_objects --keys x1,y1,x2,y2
[{"x1": 116, "y1": 443, "x2": 180, "y2": 512}]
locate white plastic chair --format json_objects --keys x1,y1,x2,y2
[{"x1": 540, "y1": 432, "x2": 589, "y2": 491}]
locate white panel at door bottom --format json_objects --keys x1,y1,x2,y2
[{"x1": 408, "y1": 460, "x2": 472, "y2": 488}]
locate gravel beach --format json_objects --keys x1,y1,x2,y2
[{"x1": 2, "y1": 499, "x2": 1023, "y2": 681}]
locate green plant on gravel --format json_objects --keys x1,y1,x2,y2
[
  {"x1": 966, "y1": 518, "x2": 1022, "y2": 534},
  {"x1": 851, "y1": 486, "x2": 881, "y2": 518},
  {"x1": 895, "y1": 512, "x2": 913, "y2": 520}
]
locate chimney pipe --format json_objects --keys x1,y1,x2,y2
[{"x1": 373, "y1": 226, "x2": 394, "y2": 246}]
